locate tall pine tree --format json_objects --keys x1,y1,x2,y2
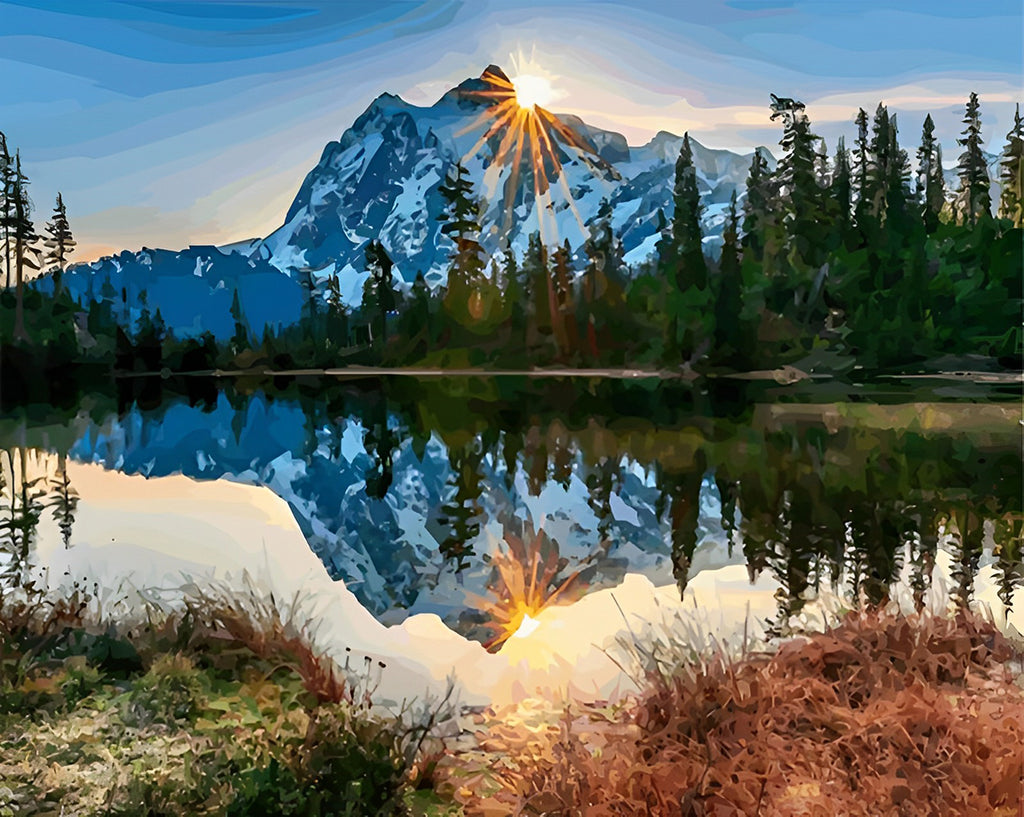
[
  {"x1": 955, "y1": 92, "x2": 991, "y2": 226},
  {"x1": 852, "y1": 108, "x2": 872, "y2": 229},
  {"x1": 438, "y1": 161, "x2": 486, "y2": 326},
  {"x1": 0, "y1": 133, "x2": 11, "y2": 290},
  {"x1": 741, "y1": 149, "x2": 772, "y2": 260},
  {"x1": 229, "y1": 288, "x2": 249, "y2": 355},
  {"x1": 865, "y1": 104, "x2": 893, "y2": 223},
  {"x1": 43, "y1": 192, "x2": 75, "y2": 295},
  {"x1": 550, "y1": 239, "x2": 576, "y2": 357},
  {"x1": 580, "y1": 198, "x2": 624, "y2": 359},
  {"x1": 657, "y1": 133, "x2": 709, "y2": 359},
  {"x1": 712, "y1": 191, "x2": 747, "y2": 367},
  {"x1": 363, "y1": 239, "x2": 395, "y2": 347},
  {"x1": 4, "y1": 152, "x2": 40, "y2": 342},
  {"x1": 915, "y1": 114, "x2": 945, "y2": 233},
  {"x1": 998, "y1": 104, "x2": 1023, "y2": 227},
  {"x1": 829, "y1": 137, "x2": 853, "y2": 241}
]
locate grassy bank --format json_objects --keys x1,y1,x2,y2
[
  {"x1": 0, "y1": 580, "x2": 458, "y2": 817},
  {"x1": 2, "y1": 574, "x2": 1022, "y2": 816}
]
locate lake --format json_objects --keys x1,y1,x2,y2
[{"x1": 1, "y1": 375, "x2": 1021, "y2": 646}]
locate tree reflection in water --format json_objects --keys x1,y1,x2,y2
[{"x1": 1, "y1": 376, "x2": 1020, "y2": 637}]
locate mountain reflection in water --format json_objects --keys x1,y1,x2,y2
[{"x1": 0, "y1": 377, "x2": 1020, "y2": 642}]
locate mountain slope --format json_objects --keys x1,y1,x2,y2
[
  {"x1": 60, "y1": 67, "x2": 1007, "y2": 335},
  {"x1": 256, "y1": 66, "x2": 773, "y2": 298}
]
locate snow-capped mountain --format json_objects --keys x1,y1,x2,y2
[
  {"x1": 50, "y1": 66, "x2": 1011, "y2": 339},
  {"x1": 255, "y1": 65, "x2": 772, "y2": 296},
  {"x1": 54, "y1": 65, "x2": 771, "y2": 336},
  {"x1": 65, "y1": 392, "x2": 736, "y2": 636}
]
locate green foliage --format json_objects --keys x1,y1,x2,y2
[
  {"x1": 0, "y1": 576, "x2": 453, "y2": 816},
  {"x1": 125, "y1": 654, "x2": 205, "y2": 726},
  {"x1": 42, "y1": 192, "x2": 75, "y2": 295},
  {"x1": 998, "y1": 104, "x2": 1023, "y2": 227},
  {"x1": 916, "y1": 114, "x2": 945, "y2": 233},
  {"x1": 955, "y1": 92, "x2": 991, "y2": 226},
  {"x1": 657, "y1": 134, "x2": 712, "y2": 361},
  {"x1": 0, "y1": 93, "x2": 1019, "y2": 396},
  {"x1": 364, "y1": 239, "x2": 397, "y2": 347}
]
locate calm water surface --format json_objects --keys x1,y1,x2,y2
[{"x1": 1, "y1": 376, "x2": 1021, "y2": 641}]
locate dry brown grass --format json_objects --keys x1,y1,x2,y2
[
  {"x1": 441, "y1": 608, "x2": 1024, "y2": 816},
  {"x1": 166, "y1": 580, "x2": 355, "y2": 705}
]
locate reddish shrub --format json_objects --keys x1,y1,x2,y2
[{"x1": 442, "y1": 609, "x2": 1024, "y2": 816}]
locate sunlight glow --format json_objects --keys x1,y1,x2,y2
[
  {"x1": 463, "y1": 524, "x2": 593, "y2": 653},
  {"x1": 456, "y1": 65, "x2": 620, "y2": 247},
  {"x1": 511, "y1": 74, "x2": 554, "y2": 110},
  {"x1": 511, "y1": 612, "x2": 541, "y2": 639}
]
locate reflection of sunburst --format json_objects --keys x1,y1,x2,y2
[
  {"x1": 468, "y1": 523, "x2": 588, "y2": 653},
  {"x1": 456, "y1": 66, "x2": 620, "y2": 246}
]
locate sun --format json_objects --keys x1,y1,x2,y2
[
  {"x1": 462, "y1": 524, "x2": 589, "y2": 652},
  {"x1": 455, "y1": 64, "x2": 621, "y2": 247},
  {"x1": 510, "y1": 73, "x2": 554, "y2": 110}
]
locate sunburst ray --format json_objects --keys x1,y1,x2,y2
[{"x1": 455, "y1": 67, "x2": 619, "y2": 247}]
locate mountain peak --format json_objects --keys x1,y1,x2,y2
[{"x1": 481, "y1": 64, "x2": 510, "y2": 83}]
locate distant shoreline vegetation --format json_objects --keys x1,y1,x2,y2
[{"x1": 1, "y1": 94, "x2": 1022, "y2": 402}]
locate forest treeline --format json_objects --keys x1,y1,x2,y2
[{"x1": 1, "y1": 94, "x2": 1022, "y2": 396}]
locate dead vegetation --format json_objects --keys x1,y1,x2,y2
[{"x1": 441, "y1": 608, "x2": 1024, "y2": 816}]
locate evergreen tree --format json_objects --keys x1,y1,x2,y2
[
  {"x1": 581, "y1": 198, "x2": 624, "y2": 359},
  {"x1": 325, "y1": 273, "x2": 349, "y2": 350},
  {"x1": 772, "y1": 103, "x2": 829, "y2": 329},
  {"x1": 666, "y1": 134, "x2": 707, "y2": 286},
  {"x1": 229, "y1": 288, "x2": 249, "y2": 355},
  {"x1": 998, "y1": 104, "x2": 1023, "y2": 227},
  {"x1": 296, "y1": 265, "x2": 318, "y2": 328},
  {"x1": 814, "y1": 138, "x2": 830, "y2": 188},
  {"x1": 550, "y1": 239, "x2": 576, "y2": 357},
  {"x1": 0, "y1": 133, "x2": 11, "y2": 290},
  {"x1": 408, "y1": 271, "x2": 431, "y2": 351},
  {"x1": 776, "y1": 106, "x2": 825, "y2": 260},
  {"x1": 657, "y1": 134, "x2": 709, "y2": 359},
  {"x1": 741, "y1": 149, "x2": 772, "y2": 259},
  {"x1": 438, "y1": 162, "x2": 486, "y2": 325},
  {"x1": 502, "y1": 246, "x2": 529, "y2": 351},
  {"x1": 4, "y1": 152, "x2": 41, "y2": 341},
  {"x1": 956, "y1": 92, "x2": 991, "y2": 225},
  {"x1": 889, "y1": 116, "x2": 913, "y2": 224},
  {"x1": 363, "y1": 240, "x2": 395, "y2": 347},
  {"x1": 712, "y1": 191, "x2": 747, "y2": 367},
  {"x1": 915, "y1": 114, "x2": 945, "y2": 233},
  {"x1": 829, "y1": 137, "x2": 853, "y2": 239},
  {"x1": 852, "y1": 108, "x2": 872, "y2": 228},
  {"x1": 43, "y1": 192, "x2": 75, "y2": 295},
  {"x1": 134, "y1": 290, "x2": 166, "y2": 371},
  {"x1": 865, "y1": 103, "x2": 893, "y2": 222},
  {"x1": 521, "y1": 232, "x2": 551, "y2": 353}
]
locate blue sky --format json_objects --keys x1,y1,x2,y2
[{"x1": 1, "y1": 0, "x2": 1020, "y2": 259}]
